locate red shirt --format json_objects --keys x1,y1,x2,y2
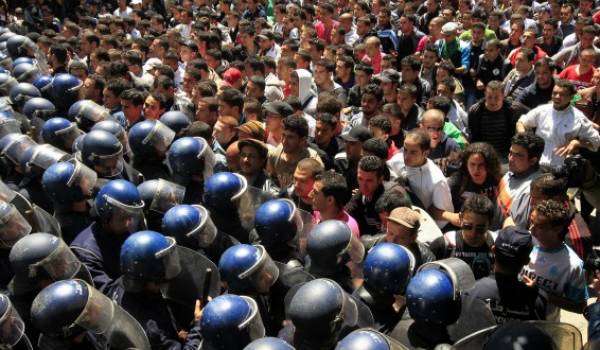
[
  {"x1": 558, "y1": 65, "x2": 597, "y2": 89},
  {"x1": 362, "y1": 51, "x2": 384, "y2": 74},
  {"x1": 315, "y1": 20, "x2": 339, "y2": 44}
]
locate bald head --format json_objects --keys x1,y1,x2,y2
[
  {"x1": 226, "y1": 141, "x2": 240, "y2": 172},
  {"x1": 420, "y1": 109, "x2": 445, "y2": 125}
]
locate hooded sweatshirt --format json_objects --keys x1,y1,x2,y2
[{"x1": 295, "y1": 69, "x2": 318, "y2": 117}]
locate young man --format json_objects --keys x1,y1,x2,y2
[
  {"x1": 264, "y1": 101, "x2": 294, "y2": 147},
  {"x1": 287, "y1": 158, "x2": 324, "y2": 213},
  {"x1": 120, "y1": 88, "x2": 145, "y2": 127},
  {"x1": 430, "y1": 194, "x2": 496, "y2": 279},
  {"x1": 521, "y1": 199, "x2": 588, "y2": 321},
  {"x1": 475, "y1": 39, "x2": 506, "y2": 92},
  {"x1": 385, "y1": 207, "x2": 436, "y2": 269},
  {"x1": 558, "y1": 48, "x2": 598, "y2": 90},
  {"x1": 310, "y1": 170, "x2": 359, "y2": 237},
  {"x1": 345, "y1": 155, "x2": 388, "y2": 236},
  {"x1": 267, "y1": 116, "x2": 323, "y2": 193},
  {"x1": 335, "y1": 126, "x2": 374, "y2": 191},
  {"x1": 419, "y1": 109, "x2": 460, "y2": 163},
  {"x1": 237, "y1": 138, "x2": 273, "y2": 192}
]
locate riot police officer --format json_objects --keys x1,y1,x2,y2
[
  {"x1": 30, "y1": 279, "x2": 150, "y2": 350},
  {"x1": 244, "y1": 337, "x2": 296, "y2": 350},
  {"x1": 137, "y1": 179, "x2": 185, "y2": 231},
  {"x1": 159, "y1": 111, "x2": 191, "y2": 137},
  {"x1": 353, "y1": 242, "x2": 414, "y2": 334},
  {"x1": 41, "y1": 117, "x2": 82, "y2": 153},
  {"x1": 0, "y1": 133, "x2": 37, "y2": 187},
  {"x1": 166, "y1": 136, "x2": 216, "y2": 203},
  {"x1": 0, "y1": 199, "x2": 31, "y2": 289},
  {"x1": 305, "y1": 220, "x2": 365, "y2": 292},
  {"x1": 128, "y1": 120, "x2": 175, "y2": 180},
  {"x1": 68, "y1": 100, "x2": 111, "y2": 133},
  {"x1": 0, "y1": 293, "x2": 33, "y2": 350},
  {"x1": 8, "y1": 233, "x2": 93, "y2": 344},
  {"x1": 200, "y1": 294, "x2": 266, "y2": 350},
  {"x1": 42, "y1": 160, "x2": 97, "y2": 243},
  {"x1": 162, "y1": 203, "x2": 237, "y2": 263},
  {"x1": 50, "y1": 73, "x2": 82, "y2": 116},
  {"x1": 116, "y1": 230, "x2": 220, "y2": 350},
  {"x1": 282, "y1": 278, "x2": 374, "y2": 350},
  {"x1": 79, "y1": 130, "x2": 144, "y2": 186},
  {"x1": 22, "y1": 97, "x2": 56, "y2": 143},
  {"x1": 70, "y1": 179, "x2": 146, "y2": 295}
]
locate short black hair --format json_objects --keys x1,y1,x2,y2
[
  {"x1": 283, "y1": 115, "x2": 309, "y2": 138},
  {"x1": 511, "y1": 132, "x2": 545, "y2": 160},
  {"x1": 460, "y1": 194, "x2": 495, "y2": 221},
  {"x1": 374, "y1": 185, "x2": 412, "y2": 213},
  {"x1": 358, "y1": 155, "x2": 386, "y2": 178},
  {"x1": 362, "y1": 84, "x2": 383, "y2": 101},
  {"x1": 362, "y1": 138, "x2": 388, "y2": 160},
  {"x1": 106, "y1": 78, "x2": 131, "y2": 97},
  {"x1": 368, "y1": 115, "x2": 391, "y2": 134},
  {"x1": 316, "y1": 112, "x2": 337, "y2": 129},
  {"x1": 314, "y1": 170, "x2": 351, "y2": 208},
  {"x1": 219, "y1": 88, "x2": 244, "y2": 110},
  {"x1": 120, "y1": 88, "x2": 145, "y2": 106}
]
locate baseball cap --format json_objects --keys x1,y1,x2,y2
[
  {"x1": 130, "y1": 0, "x2": 142, "y2": 5},
  {"x1": 238, "y1": 138, "x2": 269, "y2": 159},
  {"x1": 263, "y1": 101, "x2": 294, "y2": 118},
  {"x1": 223, "y1": 68, "x2": 242, "y2": 86},
  {"x1": 378, "y1": 69, "x2": 400, "y2": 84},
  {"x1": 494, "y1": 226, "x2": 533, "y2": 263},
  {"x1": 442, "y1": 22, "x2": 459, "y2": 35},
  {"x1": 387, "y1": 207, "x2": 421, "y2": 229},
  {"x1": 237, "y1": 120, "x2": 265, "y2": 140},
  {"x1": 341, "y1": 126, "x2": 373, "y2": 143}
]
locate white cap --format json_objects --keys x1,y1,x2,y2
[{"x1": 442, "y1": 22, "x2": 459, "y2": 35}]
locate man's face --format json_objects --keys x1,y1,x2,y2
[
  {"x1": 510, "y1": 23, "x2": 523, "y2": 41},
  {"x1": 121, "y1": 99, "x2": 142, "y2": 121},
  {"x1": 218, "y1": 100, "x2": 235, "y2": 118},
  {"x1": 315, "y1": 120, "x2": 335, "y2": 146},
  {"x1": 266, "y1": 113, "x2": 283, "y2": 132},
  {"x1": 245, "y1": 81, "x2": 263, "y2": 99},
  {"x1": 484, "y1": 88, "x2": 503, "y2": 111},
  {"x1": 560, "y1": 6, "x2": 572, "y2": 23},
  {"x1": 282, "y1": 129, "x2": 304, "y2": 154},
  {"x1": 289, "y1": 76, "x2": 299, "y2": 97},
  {"x1": 143, "y1": 95, "x2": 163, "y2": 120},
  {"x1": 460, "y1": 211, "x2": 489, "y2": 247},
  {"x1": 484, "y1": 44, "x2": 500, "y2": 61},
  {"x1": 385, "y1": 221, "x2": 414, "y2": 246},
  {"x1": 515, "y1": 53, "x2": 532, "y2": 74},
  {"x1": 580, "y1": 52, "x2": 596, "y2": 70},
  {"x1": 529, "y1": 209, "x2": 562, "y2": 246},
  {"x1": 293, "y1": 167, "x2": 315, "y2": 200},
  {"x1": 399, "y1": 17, "x2": 412, "y2": 33},
  {"x1": 401, "y1": 65, "x2": 417, "y2": 83},
  {"x1": 396, "y1": 91, "x2": 414, "y2": 111},
  {"x1": 357, "y1": 169, "x2": 382, "y2": 197},
  {"x1": 239, "y1": 145, "x2": 264, "y2": 176},
  {"x1": 80, "y1": 38, "x2": 91, "y2": 56},
  {"x1": 472, "y1": 27, "x2": 485, "y2": 44},
  {"x1": 542, "y1": 24, "x2": 555, "y2": 39},
  {"x1": 378, "y1": 11, "x2": 390, "y2": 26},
  {"x1": 102, "y1": 88, "x2": 120, "y2": 110},
  {"x1": 422, "y1": 50, "x2": 437, "y2": 69},
  {"x1": 421, "y1": 118, "x2": 444, "y2": 148},
  {"x1": 310, "y1": 180, "x2": 328, "y2": 212},
  {"x1": 535, "y1": 65, "x2": 553, "y2": 87},
  {"x1": 508, "y1": 144, "x2": 534, "y2": 174},
  {"x1": 436, "y1": 84, "x2": 452, "y2": 99},
  {"x1": 361, "y1": 93, "x2": 379, "y2": 116},
  {"x1": 552, "y1": 85, "x2": 571, "y2": 110},
  {"x1": 314, "y1": 65, "x2": 330, "y2": 86},
  {"x1": 403, "y1": 137, "x2": 427, "y2": 167},
  {"x1": 70, "y1": 68, "x2": 87, "y2": 83},
  {"x1": 356, "y1": 21, "x2": 369, "y2": 35},
  {"x1": 345, "y1": 141, "x2": 362, "y2": 161},
  {"x1": 355, "y1": 70, "x2": 370, "y2": 86},
  {"x1": 213, "y1": 120, "x2": 236, "y2": 146},
  {"x1": 581, "y1": 33, "x2": 595, "y2": 49},
  {"x1": 83, "y1": 78, "x2": 99, "y2": 100},
  {"x1": 335, "y1": 61, "x2": 349, "y2": 80}
]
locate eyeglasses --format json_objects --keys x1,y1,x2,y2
[
  {"x1": 426, "y1": 126, "x2": 443, "y2": 133},
  {"x1": 461, "y1": 224, "x2": 487, "y2": 234}
]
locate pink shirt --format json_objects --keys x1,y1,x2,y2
[{"x1": 312, "y1": 210, "x2": 361, "y2": 238}]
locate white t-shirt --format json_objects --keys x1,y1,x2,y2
[{"x1": 520, "y1": 243, "x2": 588, "y2": 321}]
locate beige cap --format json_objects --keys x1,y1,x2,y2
[{"x1": 387, "y1": 207, "x2": 421, "y2": 228}]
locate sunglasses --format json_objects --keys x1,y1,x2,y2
[{"x1": 461, "y1": 224, "x2": 487, "y2": 234}]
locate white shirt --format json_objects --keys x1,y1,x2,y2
[
  {"x1": 113, "y1": 6, "x2": 132, "y2": 17},
  {"x1": 389, "y1": 157, "x2": 454, "y2": 228},
  {"x1": 519, "y1": 103, "x2": 600, "y2": 166}
]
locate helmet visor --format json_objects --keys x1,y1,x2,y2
[
  {"x1": 155, "y1": 236, "x2": 182, "y2": 281},
  {"x1": 29, "y1": 144, "x2": 71, "y2": 171},
  {"x1": 53, "y1": 122, "x2": 81, "y2": 149},
  {"x1": 149, "y1": 179, "x2": 185, "y2": 214},
  {"x1": 2, "y1": 134, "x2": 36, "y2": 165},
  {"x1": 29, "y1": 238, "x2": 82, "y2": 281},
  {"x1": 239, "y1": 296, "x2": 266, "y2": 341},
  {"x1": 343, "y1": 233, "x2": 365, "y2": 264},
  {"x1": 237, "y1": 245, "x2": 280, "y2": 293},
  {"x1": 143, "y1": 121, "x2": 176, "y2": 155},
  {"x1": 0, "y1": 180, "x2": 16, "y2": 203},
  {"x1": 0, "y1": 118, "x2": 20, "y2": 138},
  {"x1": 94, "y1": 154, "x2": 124, "y2": 178},
  {"x1": 67, "y1": 160, "x2": 98, "y2": 199},
  {"x1": 0, "y1": 205, "x2": 31, "y2": 248},
  {"x1": 189, "y1": 205, "x2": 218, "y2": 248},
  {"x1": 74, "y1": 282, "x2": 114, "y2": 334},
  {"x1": 0, "y1": 294, "x2": 25, "y2": 346}
]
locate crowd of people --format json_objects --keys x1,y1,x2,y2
[{"x1": 1, "y1": 0, "x2": 600, "y2": 348}]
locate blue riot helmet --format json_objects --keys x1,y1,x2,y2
[
  {"x1": 42, "y1": 117, "x2": 82, "y2": 152},
  {"x1": 137, "y1": 179, "x2": 185, "y2": 231},
  {"x1": 19, "y1": 143, "x2": 72, "y2": 179},
  {"x1": 68, "y1": 100, "x2": 110, "y2": 132},
  {"x1": 0, "y1": 200, "x2": 32, "y2": 249},
  {"x1": 128, "y1": 120, "x2": 176, "y2": 160},
  {"x1": 0, "y1": 31, "x2": 15, "y2": 44},
  {"x1": 244, "y1": 337, "x2": 296, "y2": 350},
  {"x1": 12, "y1": 62, "x2": 39, "y2": 83},
  {"x1": 286, "y1": 278, "x2": 374, "y2": 342},
  {"x1": 0, "y1": 72, "x2": 17, "y2": 95},
  {"x1": 80, "y1": 130, "x2": 124, "y2": 178},
  {"x1": 0, "y1": 133, "x2": 37, "y2": 171},
  {"x1": 23, "y1": 97, "x2": 56, "y2": 121},
  {"x1": 159, "y1": 111, "x2": 191, "y2": 135},
  {"x1": 9, "y1": 233, "x2": 93, "y2": 294},
  {"x1": 91, "y1": 120, "x2": 129, "y2": 155},
  {"x1": 162, "y1": 204, "x2": 218, "y2": 248},
  {"x1": 306, "y1": 220, "x2": 365, "y2": 275},
  {"x1": 42, "y1": 160, "x2": 98, "y2": 205},
  {"x1": 6, "y1": 35, "x2": 37, "y2": 59},
  {"x1": 12, "y1": 57, "x2": 33, "y2": 67},
  {"x1": 120, "y1": 230, "x2": 180, "y2": 291},
  {"x1": 254, "y1": 198, "x2": 310, "y2": 249},
  {"x1": 405, "y1": 269, "x2": 460, "y2": 326},
  {"x1": 203, "y1": 172, "x2": 247, "y2": 212},
  {"x1": 336, "y1": 328, "x2": 409, "y2": 350},
  {"x1": 32, "y1": 74, "x2": 53, "y2": 99},
  {"x1": 218, "y1": 244, "x2": 279, "y2": 294},
  {"x1": 31, "y1": 279, "x2": 151, "y2": 348},
  {"x1": 94, "y1": 179, "x2": 145, "y2": 233},
  {"x1": 363, "y1": 243, "x2": 414, "y2": 296},
  {"x1": 166, "y1": 136, "x2": 216, "y2": 184},
  {"x1": 9, "y1": 82, "x2": 40, "y2": 111},
  {"x1": 201, "y1": 294, "x2": 265, "y2": 350},
  {"x1": 50, "y1": 74, "x2": 82, "y2": 114},
  {"x1": 0, "y1": 294, "x2": 27, "y2": 347},
  {"x1": 0, "y1": 112, "x2": 20, "y2": 138}
]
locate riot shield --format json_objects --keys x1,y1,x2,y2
[
  {"x1": 446, "y1": 296, "x2": 496, "y2": 342},
  {"x1": 0, "y1": 116, "x2": 20, "y2": 138},
  {"x1": 159, "y1": 245, "x2": 221, "y2": 308},
  {"x1": 295, "y1": 207, "x2": 314, "y2": 257},
  {"x1": 71, "y1": 281, "x2": 150, "y2": 350},
  {"x1": 453, "y1": 321, "x2": 583, "y2": 350},
  {"x1": 0, "y1": 179, "x2": 15, "y2": 203},
  {"x1": 418, "y1": 258, "x2": 476, "y2": 295},
  {"x1": 1, "y1": 134, "x2": 36, "y2": 165},
  {"x1": 148, "y1": 179, "x2": 185, "y2": 215},
  {"x1": 275, "y1": 261, "x2": 314, "y2": 289},
  {"x1": 24, "y1": 144, "x2": 72, "y2": 174},
  {"x1": 0, "y1": 202, "x2": 31, "y2": 248},
  {"x1": 236, "y1": 185, "x2": 276, "y2": 232},
  {"x1": 0, "y1": 294, "x2": 27, "y2": 348}
]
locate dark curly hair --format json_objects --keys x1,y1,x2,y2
[{"x1": 455, "y1": 142, "x2": 502, "y2": 196}]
